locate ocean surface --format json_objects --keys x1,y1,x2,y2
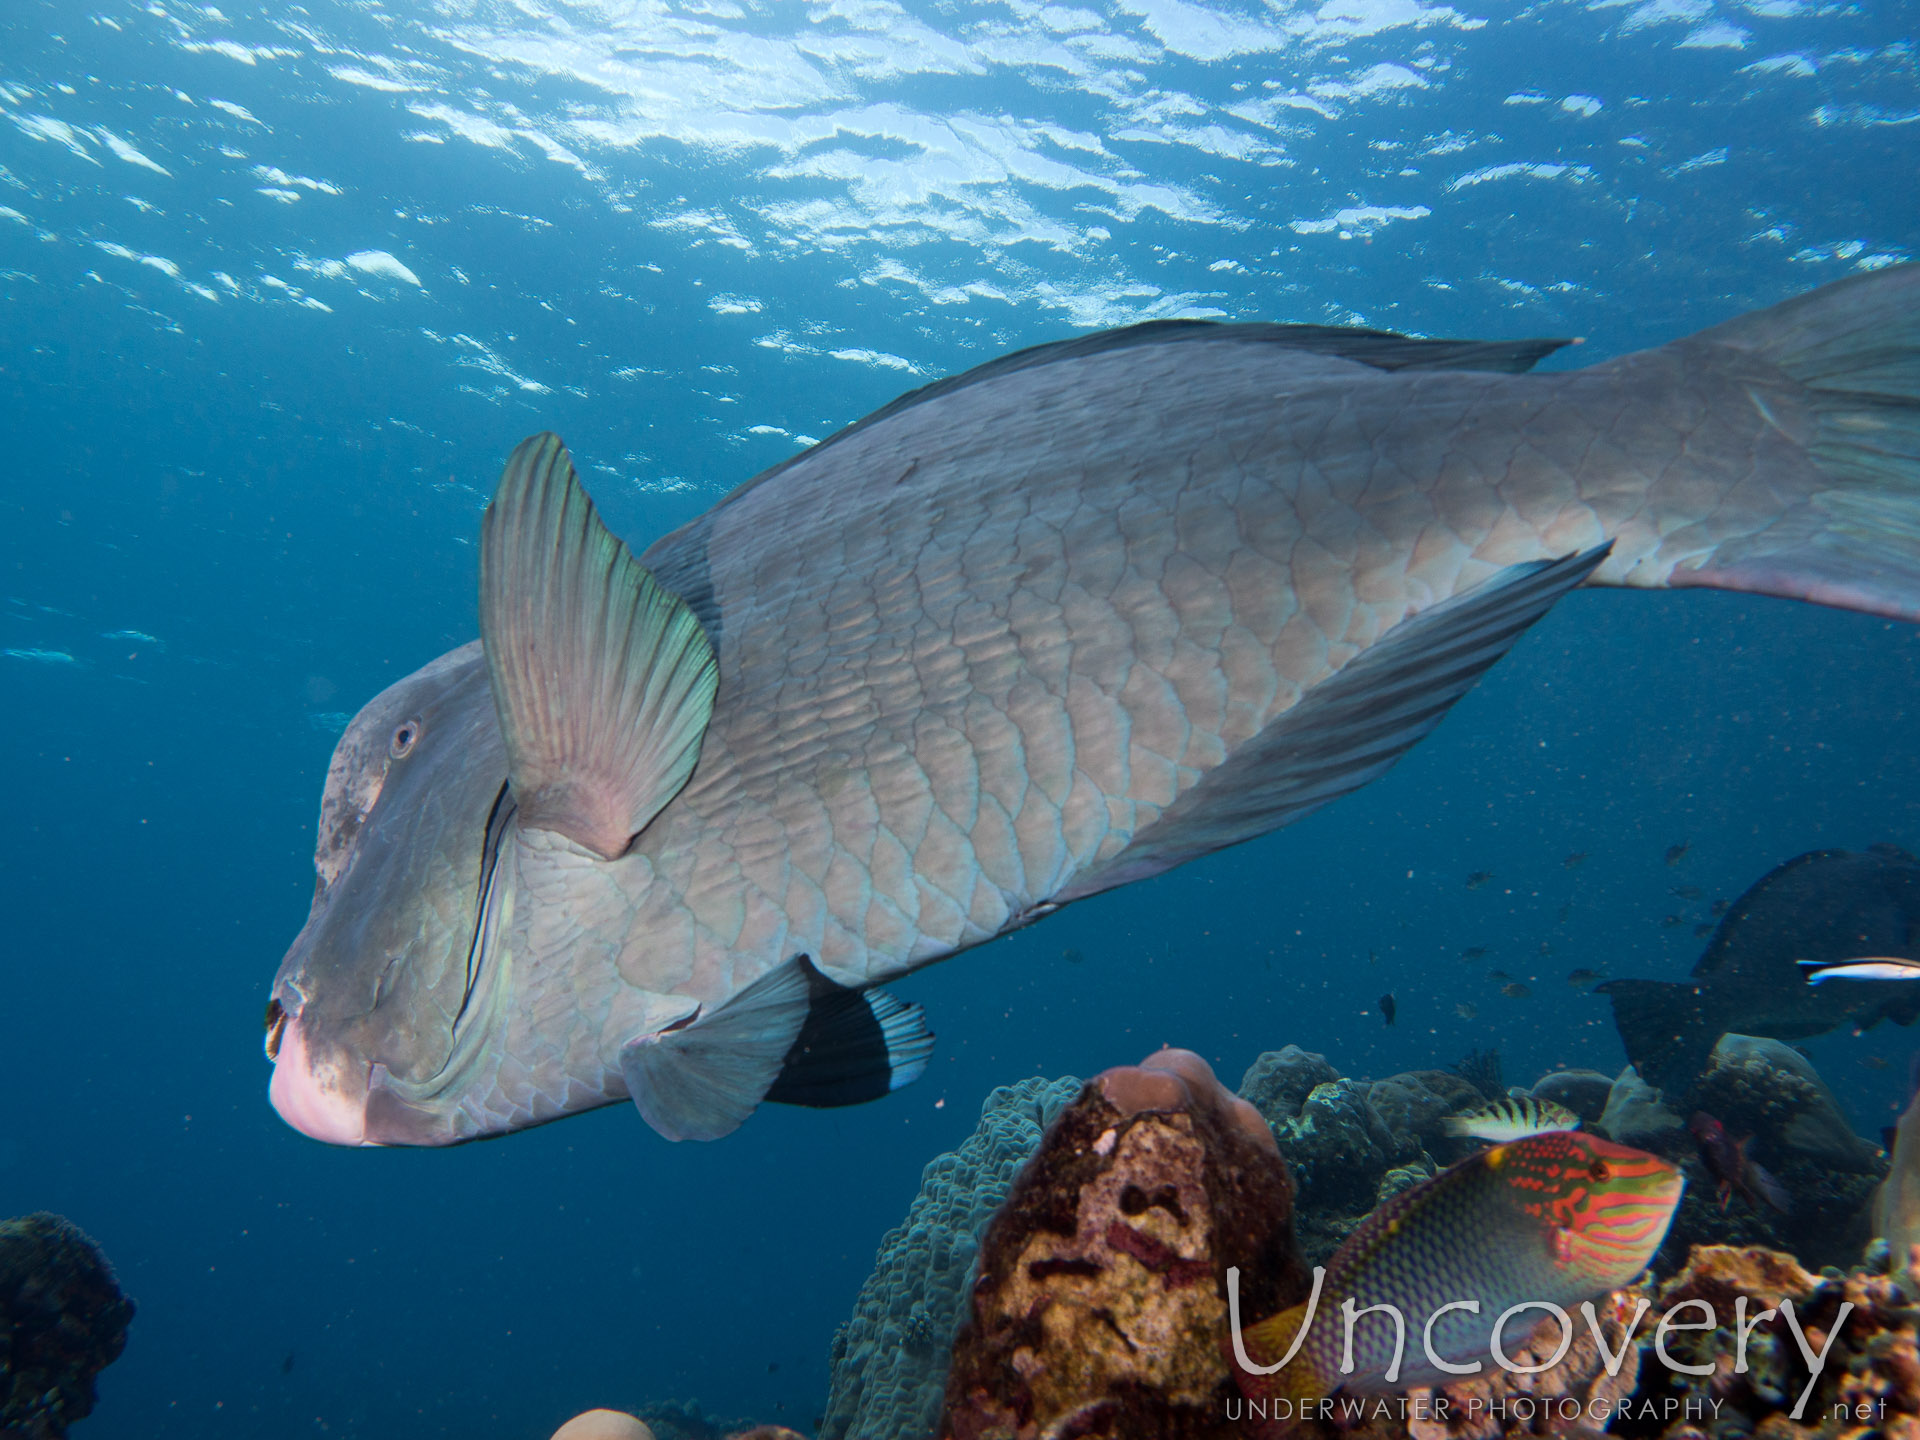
[{"x1": 1, "y1": 0, "x2": 1916, "y2": 1436}]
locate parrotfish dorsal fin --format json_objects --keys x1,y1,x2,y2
[{"x1": 480, "y1": 432, "x2": 718, "y2": 860}]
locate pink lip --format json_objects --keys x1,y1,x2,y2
[{"x1": 269, "y1": 1016, "x2": 373, "y2": 1146}]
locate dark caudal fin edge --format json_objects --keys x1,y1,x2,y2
[{"x1": 1673, "y1": 263, "x2": 1920, "y2": 622}]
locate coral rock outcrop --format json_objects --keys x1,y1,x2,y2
[
  {"x1": 940, "y1": 1049, "x2": 1308, "y2": 1440},
  {"x1": 0, "y1": 1213, "x2": 135, "y2": 1440}
]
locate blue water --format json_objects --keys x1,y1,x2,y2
[{"x1": 2, "y1": 0, "x2": 1916, "y2": 1436}]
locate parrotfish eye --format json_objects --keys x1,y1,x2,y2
[
  {"x1": 263, "y1": 998, "x2": 288, "y2": 1062},
  {"x1": 389, "y1": 718, "x2": 422, "y2": 759},
  {"x1": 1588, "y1": 1157, "x2": 1611, "y2": 1182}
]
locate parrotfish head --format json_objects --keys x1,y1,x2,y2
[
  {"x1": 266, "y1": 642, "x2": 511, "y2": 1146},
  {"x1": 1490, "y1": 1131, "x2": 1684, "y2": 1287}
]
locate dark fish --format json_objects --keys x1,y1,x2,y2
[
  {"x1": 1693, "y1": 922, "x2": 1716, "y2": 938},
  {"x1": 1665, "y1": 842, "x2": 1690, "y2": 867},
  {"x1": 1600, "y1": 847, "x2": 1920, "y2": 1098},
  {"x1": 1466, "y1": 871, "x2": 1494, "y2": 890},
  {"x1": 1660, "y1": 914, "x2": 1683, "y2": 928},
  {"x1": 1454, "y1": 1002, "x2": 1478, "y2": 1020},
  {"x1": 281, "y1": 1352, "x2": 295, "y2": 1375},
  {"x1": 1672, "y1": 885, "x2": 1702, "y2": 900},
  {"x1": 1500, "y1": 982, "x2": 1531, "y2": 999},
  {"x1": 1487, "y1": 969, "x2": 1513, "y2": 982},
  {"x1": 1556, "y1": 903, "x2": 1572, "y2": 923},
  {"x1": 1378, "y1": 993, "x2": 1397, "y2": 1026},
  {"x1": 1862, "y1": 1055, "x2": 1891, "y2": 1071},
  {"x1": 1687, "y1": 1111, "x2": 1791, "y2": 1215},
  {"x1": 1460, "y1": 945, "x2": 1488, "y2": 961},
  {"x1": 1061, "y1": 947, "x2": 1085, "y2": 965},
  {"x1": 1567, "y1": 968, "x2": 1602, "y2": 986},
  {"x1": 263, "y1": 269, "x2": 1920, "y2": 1148},
  {"x1": 1564, "y1": 852, "x2": 1588, "y2": 869},
  {"x1": 1237, "y1": 1134, "x2": 1682, "y2": 1397}
]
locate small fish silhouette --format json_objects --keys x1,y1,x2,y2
[
  {"x1": 1693, "y1": 922, "x2": 1716, "y2": 938},
  {"x1": 1460, "y1": 945, "x2": 1488, "y2": 961},
  {"x1": 1466, "y1": 871, "x2": 1494, "y2": 890},
  {"x1": 1665, "y1": 842, "x2": 1690, "y2": 866},
  {"x1": 1538, "y1": 941, "x2": 1553, "y2": 956},
  {"x1": 1455, "y1": 1002, "x2": 1478, "y2": 1020},
  {"x1": 1710, "y1": 899, "x2": 1731, "y2": 916},
  {"x1": 1556, "y1": 904, "x2": 1572, "y2": 923},
  {"x1": 1488, "y1": 969, "x2": 1513, "y2": 983},
  {"x1": 281, "y1": 1352, "x2": 295, "y2": 1376},
  {"x1": 1378, "y1": 993, "x2": 1397, "y2": 1026},
  {"x1": 1567, "y1": 968, "x2": 1601, "y2": 986},
  {"x1": 1660, "y1": 914, "x2": 1683, "y2": 928},
  {"x1": 1671, "y1": 885, "x2": 1702, "y2": 900},
  {"x1": 1563, "y1": 852, "x2": 1587, "y2": 869},
  {"x1": 1500, "y1": 981, "x2": 1532, "y2": 999},
  {"x1": 1862, "y1": 1055, "x2": 1891, "y2": 1071},
  {"x1": 1061, "y1": 947, "x2": 1085, "y2": 965}
]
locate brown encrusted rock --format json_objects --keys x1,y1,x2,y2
[
  {"x1": 940, "y1": 1048, "x2": 1308, "y2": 1440},
  {"x1": 1630, "y1": 1245, "x2": 1920, "y2": 1440}
]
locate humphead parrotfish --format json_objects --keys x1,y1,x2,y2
[
  {"x1": 1234, "y1": 1131, "x2": 1682, "y2": 1396},
  {"x1": 267, "y1": 265, "x2": 1920, "y2": 1147},
  {"x1": 1599, "y1": 843, "x2": 1920, "y2": 1098}
]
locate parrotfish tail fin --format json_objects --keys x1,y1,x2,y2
[
  {"x1": 481, "y1": 432, "x2": 719, "y2": 860},
  {"x1": 620, "y1": 954, "x2": 933, "y2": 1141},
  {"x1": 1234, "y1": 1304, "x2": 1331, "y2": 1414},
  {"x1": 1671, "y1": 263, "x2": 1920, "y2": 621}
]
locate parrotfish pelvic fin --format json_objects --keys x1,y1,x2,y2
[
  {"x1": 619, "y1": 954, "x2": 934, "y2": 1142},
  {"x1": 479, "y1": 432, "x2": 719, "y2": 860}
]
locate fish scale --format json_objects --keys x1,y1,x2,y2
[
  {"x1": 266, "y1": 267, "x2": 1920, "y2": 1145},
  {"x1": 1242, "y1": 1132, "x2": 1683, "y2": 1395}
]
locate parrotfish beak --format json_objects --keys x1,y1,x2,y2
[{"x1": 267, "y1": 1007, "x2": 376, "y2": 1147}]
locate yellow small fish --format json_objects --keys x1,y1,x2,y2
[{"x1": 1442, "y1": 1096, "x2": 1579, "y2": 1142}]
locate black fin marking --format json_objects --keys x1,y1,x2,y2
[{"x1": 765, "y1": 966, "x2": 934, "y2": 1109}]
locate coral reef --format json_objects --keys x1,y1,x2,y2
[
  {"x1": 0, "y1": 1213, "x2": 134, "y2": 1440},
  {"x1": 821, "y1": 1075, "x2": 1083, "y2": 1440},
  {"x1": 1238, "y1": 1047, "x2": 1341, "y2": 1125},
  {"x1": 1629, "y1": 1037, "x2": 1885, "y2": 1272},
  {"x1": 940, "y1": 1049, "x2": 1308, "y2": 1440},
  {"x1": 1622, "y1": 1244, "x2": 1920, "y2": 1440}
]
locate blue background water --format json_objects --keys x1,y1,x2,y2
[{"x1": 1, "y1": 0, "x2": 1915, "y2": 1435}]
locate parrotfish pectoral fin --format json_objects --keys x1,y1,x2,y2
[
  {"x1": 1800, "y1": 956, "x2": 1920, "y2": 984},
  {"x1": 619, "y1": 955, "x2": 933, "y2": 1141},
  {"x1": 1059, "y1": 544, "x2": 1612, "y2": 901},
  {"x1": 480, "y1": 432, "x2": 718, "y2": 860}
]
